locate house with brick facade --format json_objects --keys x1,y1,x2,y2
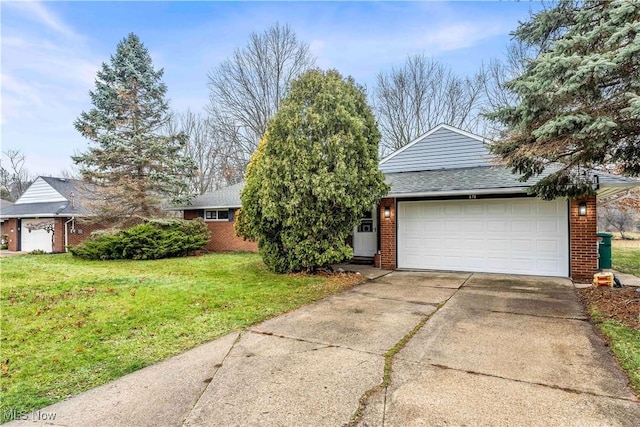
[
  {"x1": 176, "y1": 182, "x2": 258, "y2": 253},
  {"x1": 177, "y1": 124, "x2": 639, "y2": 282},
  {"x1": 0, "y1": 177, "x2": 99, "y2": 253}
]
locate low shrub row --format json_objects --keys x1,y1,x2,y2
[{"x1": 69, "y1": 218, "x2": 210, "y2": 260}]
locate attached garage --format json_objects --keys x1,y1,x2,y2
[
  {"x1": 375, "y1": 124, "x2": 637, "y2": 281},
  {"x1": 397, "y1": 198, "x2": 569, "y2": 276}
]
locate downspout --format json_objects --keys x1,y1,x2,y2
[{"x1": 64, "y1": 217, "x2": 75, "y2": 252}]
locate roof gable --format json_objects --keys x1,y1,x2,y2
[
  {"x1": 176, "y1": 182, "x2": 245, "y2": 210},
  {"x1": 15, "y1": 177, "x2": 67, "y2": 204},
  {"x1": 379, "y1": 124, "x2": 493, "y2": 173}
]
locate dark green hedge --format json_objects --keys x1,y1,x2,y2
[{"x1": 69, "y1": 218, "x2": 210, "y2": 260}]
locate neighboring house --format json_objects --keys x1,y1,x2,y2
[
  {"x1": 176, "y1": 125, "x2": 640, "y2": 282},
  {"x1": 0, "y1": 177, "x2": 98, "y2": 253},
  {"x1": 171, "y1": 182, "x2": 258, "y2": 253}
]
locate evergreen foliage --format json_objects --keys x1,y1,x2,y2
[
  {"x1": 73, "y1": 33, "x2": 196, "y2": 224},
  {"x1": 236, "y1": 69, "x2": 389, "y2": 273},
  {"x1": 69, "y1": 218, "x2": 210, "y2": 260},
  {"x1": 488, "y1": 0, "x2": 640, "y2": 199}
]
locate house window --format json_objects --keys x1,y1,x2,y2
[{"x1": 204, "y1": 209, "x2": 231, "y2": 221}]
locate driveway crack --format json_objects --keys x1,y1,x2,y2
[
  {"x1": 181, "y1": 332, "x2": 242, "y2": 426},
  {"x1": 249, "y1": 329, "x2": 383, "y2": 357},
  {"x1": 346, "y1": 279, "x2": 467, "y2": 427},
  {"x1": 427, "y1": 363, "x2": 639, "y2": 402}
]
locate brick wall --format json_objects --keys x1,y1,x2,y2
[
  {"x1": 2, "y1": 218, "x2": 18, "y2": 251},
  {"x1": 183, "y1": 209, "x2": 258, "y2": 253},
  {"x1": 65, "y1": 220, "x2": 103, "y2": 250},
  {"x1": 53, "y1": 218, "x2": 65, "y2": 252},
  {"x1": 569, "y1": 196, "x2": 598, "y2": 282},
  {"x1": 379, "y1": 198, "x2": 396, "y2": 270},
  {"x1": 53, "y1": 218, "x2": 103, "y2": 252}
]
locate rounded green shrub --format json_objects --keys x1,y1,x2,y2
[{"x1": 69, "y1": 218, "x2": 210, "y2": 260}]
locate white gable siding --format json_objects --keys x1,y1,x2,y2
[
  {"x1": 15, "y1": 177, "x2": 66, "y2": 204},
  {"x1": 380, "y1": 127, "x2": 494, "y2": 173}
]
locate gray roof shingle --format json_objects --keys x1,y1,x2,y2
[
  {"x1": 1, "y1": 177, "x2": 94, "y2": 218},
  {"x1": 177, "y1": 182, "x2": 245, "y2": 209},
  {"x1": 172, "y1": 166, "x2": 639, "y2": 210},
  {"x1": 386, "y1": 166, "x2": 640, "y2": 197}
]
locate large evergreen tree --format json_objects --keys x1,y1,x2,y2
[
  {"x1": 488, "y1": 0, "x2": 640, "y2": 199},
  {"x1": 74, "y1": 33, "x2": 195, "y2": 224},
  {"x1": 236, "y1": 69, "x2": 388, "y2": 273}
]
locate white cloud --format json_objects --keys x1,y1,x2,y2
[
  {"x1": 416, "y1": 22, "x2": 505, "y2": 52},
  {"x1": 4, "y1": 1, "x2": 79, "y2": 40},
  {"x1": 1, "y1": 2, "x2": 99, "y2": 173}
]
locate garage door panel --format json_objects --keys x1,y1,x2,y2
[
  {"x1": 511, "y1": 239, "x2": 533, "y2": 252},
  {"x1": 465, "y1": 239, "x2": 484, "y2": 251},
  {"x1": 463, "y1": 221, "x2": 484, "y2": 233},
  {"x1": 511, "y1": 202, "x2": 532, "y2": 214},
  {"x1": 537, "y1": 240, "x2": 559, "y2": 253},
  {"x1": 537, "y1": 220, "x2": 560, "y2": 233},
  {"x1": 487, "y1": 203, "x2": 508, "y2": 215},
  {"x1": 445, "y1": 221, "x2": 462, "y2": 232},
  {"x1": 398, "y1": 199, "x2": 569, "y2": 277},
  {"x1": 444, "y1": 205, "x2": 462, "y2": 215},
  {"x1": 404, "y1": 238, "x2": 422, "y2": 249},
  {"x1": 537, "y1": 201, "x2": 561, "y2": 215},
  {"x1": 487, "y1": 221, "x2": 507, "y2": 232},
  {"x1": 511, "y1": 221, "x2": 532, "y2": 232},
  {"x1": 421, "y1": 221, "x2": 441, "y2": 232},
  {"x1": 464, "y1": 204, "x2": 484, "y2": 215},
  {"x1": 537, "y1": 259, "x2": 561, "y2": 274},
  {"x1": 404, "y1": 220, "x2": 423, "y2": 233}
]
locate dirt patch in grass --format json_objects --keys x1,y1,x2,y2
[
  {"x1": 579, "y1": 284, "x2": 640, "y2": 395},
  {"x1": 579, "y1": 286, "x2": 640, "y2": 330}
]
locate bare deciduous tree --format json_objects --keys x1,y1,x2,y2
[
  {"x1": 373, "y1": 55, "x2": 485, "y2": 155},
  {"x1": 168, "y1": 109, "x2": 250, "y2": 194},
  {"x1": 480, "y1": 41, "x2": 539, "y2": 139},
  {"x1": 598, "y1": 203, "x2": 638, "y2": 239},
  {"x1": 207, "y1": 23, "x2": 316, "y2": 177},
  {"x1": 1, "y1": 149, "x2": 33, "y2": 201}
]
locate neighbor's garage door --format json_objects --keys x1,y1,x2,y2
[
  {"x1": 397, "y1": 198, "x2": 569, "y2": 276},
  {"x1": 21, "y1": 219, "x2": 54, "y2": 253}
]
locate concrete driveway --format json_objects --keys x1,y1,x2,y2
[{"x1": 10, "y1": 271, "x2": 640, "y2": 426}]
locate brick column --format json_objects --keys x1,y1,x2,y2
[
  {"x1": 53, "y1": 217, "x2": 66, "y2": 252},
  {"x1": 3, "y1": 218, "x2": 19, "y2": 251},
  {"x1": 379, "y1": 197, "x2": 396, "y2": 270},
  {"x1": 570, "y1": 196, "x2": 597, "y2": 282}
]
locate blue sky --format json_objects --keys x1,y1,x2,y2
[{"x1": 1, "y1": 1, "x2": 543, "y2": 176}]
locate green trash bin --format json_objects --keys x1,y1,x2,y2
[{"x1": 596, "y1": 232, "x2": 613, "y2": 269}]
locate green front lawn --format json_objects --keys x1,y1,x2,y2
[
  {"x1": 597, "y1": 318, "x2": 640, "y2": 394},
  {"x1": 0, "y1": 253, "x2": 359, "y2": 422},
  {"x1": 613, "y1": 245, "x2": 640, "y2": 277}
]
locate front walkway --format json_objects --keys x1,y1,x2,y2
[{"x1": 9, "y1": 272, "x2": 639, "y2": 426}]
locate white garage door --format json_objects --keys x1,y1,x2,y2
[
  {"x1": 397, "y1": 198, "x2": 569, "y2": 276},
  {"x1": 21, "y1": 219, "x2": 54, "y2": 253}
]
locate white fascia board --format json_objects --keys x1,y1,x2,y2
[
  {"x1": 388, "y1": 187, "x2": 529, "y2": 199},
  {"x1": 379, "y1": 124, "x2": 490, "y2": 166}
]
